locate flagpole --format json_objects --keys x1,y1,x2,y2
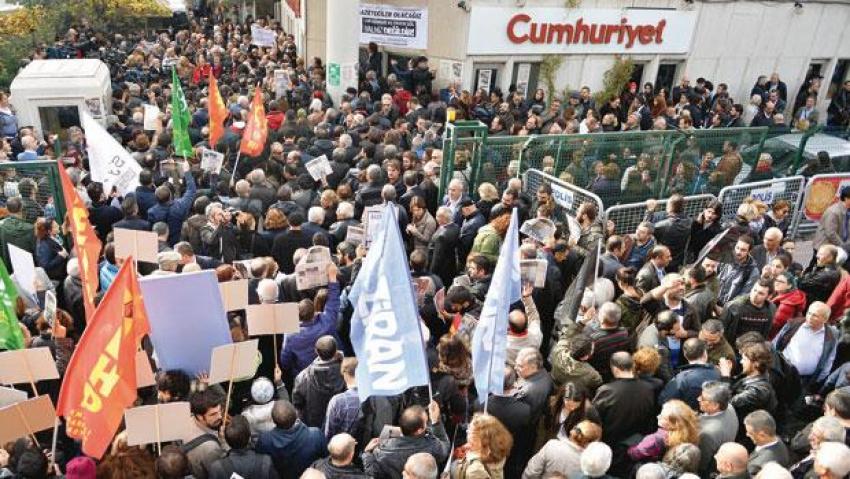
[
  {"x1": 49, "y1": 416, "x2": 58, "y2": 470},
  {"x1": 229, "y1": 151, "x2": 241, "y2": 188}
]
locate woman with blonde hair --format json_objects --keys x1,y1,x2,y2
[
  {"x1": 477, "y1": 182, "x2": 499, "y2": 220},
  {"x1": 453, "y1": 414, "x2": 513, "y2": 478},
  {"x1": 627, "y1": 399, "x2": 700, "y2": 463}
]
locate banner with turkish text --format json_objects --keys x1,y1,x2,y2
[{"x1": 57, "y1": 260, "x2": 150, "y2": 459}]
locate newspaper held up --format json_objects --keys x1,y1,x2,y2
[
  {"x1": 520, "y1": 259, "x2": 548, "y2": 288},
  {"x1": 520, "y1": 218, "x2": 556, "y2": 244},
  {"x1": 363, "y1": 206, "x2": 383, "y2": 248},
  {"x1": 305, "y1": 155, "x2": 333, "y2": 181},
  {"x1": 200, "y1": 148, "x2": 225, "y2": 174},
  {"x1": 345, "y1": 225, "x2": 365, "y2": 246},
  {"x1": 295, "y1": 246, "x2": 333, "y2": 291}
]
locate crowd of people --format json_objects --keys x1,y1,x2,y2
[{"x1": 0, "y1": 2, "x2": 850, "y2": 479}]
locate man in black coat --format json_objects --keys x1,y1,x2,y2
[
  {"x1": 458, "y1": 199, "x2": 486, "y2": 264},
  {"x1": 272, "y1": 212, "x2": 315, "y2": 274},
  {"x1": 428, "y1": 207, "x2": 459, "y2": 287},
  {"x1": 485, "y1": 368, "x2": 533, "y2": 479},
  {"x1": 646, "y1": 194, "x2": 692, "y2": 272},
  {"x1": 292, "y1": 336, "x2": 347, "y2": 428},
  {"x1": 208, "y1": 415, "x2": 277, "y2": 479},
  {"x1": 799, "y1": 244, "x2": 841, "y2": 305}
]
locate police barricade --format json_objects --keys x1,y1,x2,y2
[
  {"x1": 523, "y1": 168, "x2": 604, "y2": 226},
  {"x1": 790, "y1": 173, "x2": 850, "y2": 239},
  {"x1": 717, "y1": 176, "x2": 806, "y2": 233},
  {"x1": 605, "y1": 194, "x2": 717, "y2": 237}
]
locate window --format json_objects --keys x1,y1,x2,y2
[
  {"x1": 38, "y1": 106, "x2": 80, "y2": 141},
  {"x1": 629, "y1": 63, "x2": 646, "y2": 89},
  {"x1": 511, "y1": 62, "x2": 540, "y2": 99},
  {"x1": 474, "y1": 66, "x2": 499, "y2": 95},
  {"x1": 655, "y1": 63, "x2": 680, "y2": 97},
  {"x1": 827, "y1": 59, "x2": 850, "y2": 99}
]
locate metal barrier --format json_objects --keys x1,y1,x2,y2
[
  {"x1": 717, "y1": 175, "x2": 806, "y2": 231},
  {"x1": 605, "y1": 194, "x2": 717, "y2": 237},
  {"x1": 523, "y1": 168, "x2": 603, "y2": 225},
  {"x1": 0, "y1": 160, "x2": 66, "y2": 223},
  {"x1": 791, "y1": 173, "x2": 850, "y2": 239}
]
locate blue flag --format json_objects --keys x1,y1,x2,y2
[
  {"x1": 349, "y1": 204, "x2": 430, "y2": 401},
  {"x1": 472, "y1": 208, "x2": 521, "y2": 401}
]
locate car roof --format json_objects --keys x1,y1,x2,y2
[{"x1": 772, "y1": 133, "x2": 850, "y2": 158}]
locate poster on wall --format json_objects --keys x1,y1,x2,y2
[
  {"x1": 360, "y1": 4, "x2": 428, "y2": 50},
  {"x1": 477, "y1": 69, "x2": 493, "y2": 94},
  {"x1": 516, "y1": 63, "x2": 531, "y2": 98},
  {"x1": 439, "y1": 60, "x2": 464, "y2": 84}
]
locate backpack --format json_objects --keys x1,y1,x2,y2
[{"x1": 180, "y1": 433, "x2": 218, "y2": 454}]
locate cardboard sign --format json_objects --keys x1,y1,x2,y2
[
  {"x1": 201, "y1": 148, "x2": 225, "y2": 174},
  {"x1": 274, "y1": 69, "x2": 290, "y2": 98},
  {"x1": 305, "y1": 155, "x2": 332, "y2": 181},
  {"x1": 246, "y1": 303, "x2": 300, "y2": 336},
  {"x1": 219, "y1": 279, "x2": 249, "y2": 312},
  {"x1": 114, "y1": 228, "x2": 159, "y2": 264},
  {"x1": 9, "y1": 244, "x2": 36, "y2": 300},
  {"x1": 0, "y1": 386, "x2": 27, "y2": 408},
  {"x1": 136, "y1": 350, "x2": 156, "y2": 389},
  {"x1": 208, "y1": 340, "x2": 259, "y2": 384},
  {"x1": 0, "y1": 395, "x2": 56, "y2": 444},
  {"x1": 124, "y1": 401, "x2": 192, "y2": 446},
  {"x1": 0, "y1": 347, "x2": 60, "y2": 385},
  {"x1": 250, "y1": 24, "x2": 276, "y2": 47}
]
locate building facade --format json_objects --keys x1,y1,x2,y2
[{"x1": 281, "y1": 0, "x2": 850, "y2": 112}]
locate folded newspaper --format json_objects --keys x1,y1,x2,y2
[{"x1": 295, "y1": 246, "x2": 333, "y2": 290}]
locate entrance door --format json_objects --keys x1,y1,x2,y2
[
  {"x1": 474, "y1": 66, "x2": 500, "y2": 95},
  {"x1": 655, "y1": 63, "x2": 680, "y2": 97},
  {"x1": 511, "y1": 62, "x2": 540, "y2": 99}
]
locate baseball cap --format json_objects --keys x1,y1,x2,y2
[{"x1": 66, "y1": 457, "x2": 96, "y2": 479}]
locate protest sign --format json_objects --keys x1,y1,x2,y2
[
  {"x1": 0, "y1": 386, "x2": 27, "y2": 408},
  {"x1": 200, "y1": 148, "x2": 225, "y2": 174},
  {"x1": 0, "y1": 395, "x2": 56, "y2": 445},
  {"x1": 124, "y1": 402, "x2": 192, "y2": 447},
  {"x1": 363, "y1": 205, "x2": 383, "y2": 248},
  {"x1": 114, "y1": 228, "x2": 159, "y2": 264},
  {"x1": 305, "y1": 155, "x2": 332, "y2": 181},
  {"x1": 520, "y1": 218, "x2": 556, "y2": 244},
  {"x1": 295, "y1": 246, "x2": 332, "y2": 290},
  {"x1": 43, "y1": 290, "x2": 56, "y2": 327},
  {"x1": 9, "y1": 244, "x2": 36, "y2": 300},
  {"x1": 246, "y1": 303, "x2": 299, "y2": 336},
  {"x1": 274, "y1": 69, "x2": 290, "y2": 98},
  {"x1": 143, "y1": 104, "x2": 161, "y2": 131},
  {"x1": 219, "y1": 279, "x2": 249, "y2": 312},
  {"x1": 208, "y1": 339, "x2": 259, "y2": 385},
  {"x1": 250, "y1": 24, "x2": 276, "y2": 47},
  {"x1": 359, "y1": 4, "x2": 428, "y2": 49},
  {"x1": 140, "y1": 271, "x2": 232, "y2": 376},
  {"x1": 566, "y1": 215, "x2": 581, "y2": 243},
  {"x1": 136, "y1": 350, "x2": 156, "y2": 388},
  {"x1": 82, "y1": 112, "x2": 141, "y2": 195},
  {"x1": 520, "y1": 259, "x2": 548, "y2": 288},
  {"x1": 345, "y1": 225, "x2": 365, "y2": 246},
  {"x1": 0, "y1": 347, "x2": 59, "y2": 392}
]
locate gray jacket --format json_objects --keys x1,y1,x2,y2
[
  {"x1": 522, "y1": 438, "x2": 583, "y2": 479},
  {"x1": 362, "y1": 422, "x2": 450, "y2": 479}
]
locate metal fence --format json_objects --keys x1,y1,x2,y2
[
  {"x1": 0, "y1": 160, "x2": 66, "y2": 223},
  {"x1": 605, "y1": 194, "x2": 717, "y2": 237},
  {"x1": 716, "y1": 175, "x2": 805, "y2": 228},
  {"x1": 523, "y1": 168, "x2": 603, "y2": 226}
]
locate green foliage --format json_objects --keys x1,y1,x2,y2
[
  {"x1": 593, "y1": 56, "x2": 634, "y2": 106},
  {"x1": 539, "y1": 55, "x2": 564, "y2": 105}
]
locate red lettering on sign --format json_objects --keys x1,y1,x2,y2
[
  {"x1": 505, "y1": 13, "x2": 669, "y2": 47},
  {"x1": 507, "y1": 14, "x2": 531, "y2": 43}
]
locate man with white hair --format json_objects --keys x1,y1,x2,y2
[
  {"x1": 248, "y1": 169, "x2": 277, "y2": 210},
  {"x1": 754, "y1": 462, "x2": 792, "y2": 479},
  {"x1": 789, "y1": 414, "x2": 847, "y2": 477},
  {"x1": 714, "y1": 442, "x2": 749, "y2": 478},
  {"x1": 329, "y1": 202, "x2": 360, "y2": 246},
  {"x1": 813, "y1": 442, "x2": 850, "y2": 479},
  {"x1": 303, "y1": 206, "x2": 330, "y2": 245},
  {"x1": 61, "y1": 257, "x2": 85, "y2": 328},
  {"x1": 580, "y1": 442, "x2": 613, "y2": 478},
  {"x1": 751, "y1": 227, "x2": 784, "y2": 270},
  {"x1": 228, "y1": 179, "x2": 263, "y2": 220},
  {"x1": 310, "y1": 433, "x2": 368, "y2": 478},
  {"x1": 799, "y1": 244, "x2": 842, "y2": 305},
  {"x1": 402, "y1": 452, "x2": 438, "y2": 479},
  {"x1": 443, "y1": 178, "x2": 467, "y2": 223},
  {"x1": 773, "y1": 301, "x2": 839, "y2": 387},
  {"x1": 585, "y1": 302, "x2": 632, "y2": 382},
  {"x1": 427, "y1": 206, "x2": 460, "y2": 286},
  {"x1": 354, "y1": 164, "x2": 384, "y2": 218}
]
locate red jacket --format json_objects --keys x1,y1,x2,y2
[
  {"x1": 827, "y1": 274, "x2": 850, "y2": 323},
  {"x1": 192, "y1": 64, "x2": 212, "y2": 85},
  {"x1": 267, "y1": 111, "x2": 285, "y2": 131},
  {"x1": 770, "y1": 289, "x2": 806, "y2": 339}
]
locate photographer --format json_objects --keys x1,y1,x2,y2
[{"x1": 200, "y1": 202, "x2": 239, "y2": 263}]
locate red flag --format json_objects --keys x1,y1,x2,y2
[
  {"x1": 57, "y1": 162, "x2": 101, "y2": 321},
  {"x1": 208, "y1": 71, "x2": 227, "y2": 148},
  {"x1": 57, "y1": 260, "x2": 150, "y2": 459},
  {"x1": 239, "y1": 86, "x2": 268, "y2": 157}
]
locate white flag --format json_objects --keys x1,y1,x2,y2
[{"x1": 82, "y1": 112, "x2": 142, "y2": 195}]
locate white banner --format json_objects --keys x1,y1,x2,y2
[
  {"x1": 82, "y1": 112, "x2": 142, "y2": 195},
  {"x1": 200, "y1": 148, "x2": 224, "y2": 174},
  {"x1": 251, "y1": 24, "x2": 277, "y2": 47},
  {"x1": 360, "y1": 4, "x2": 428, "y2": 50},
  {"x1": 468, "y1": 7, "x2": 697, "y2": 55}
]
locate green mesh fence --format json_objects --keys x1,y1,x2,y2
[{"x1": 0, "y1": 160, "x2": 66, "y2": 223}]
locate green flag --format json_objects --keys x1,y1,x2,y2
[
  {"x1": 0, "y1": 261, "x2": 24, "y2": 350},
  {"x1": 171, "y1": 69, "x2": 194, "y2": 158}
]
